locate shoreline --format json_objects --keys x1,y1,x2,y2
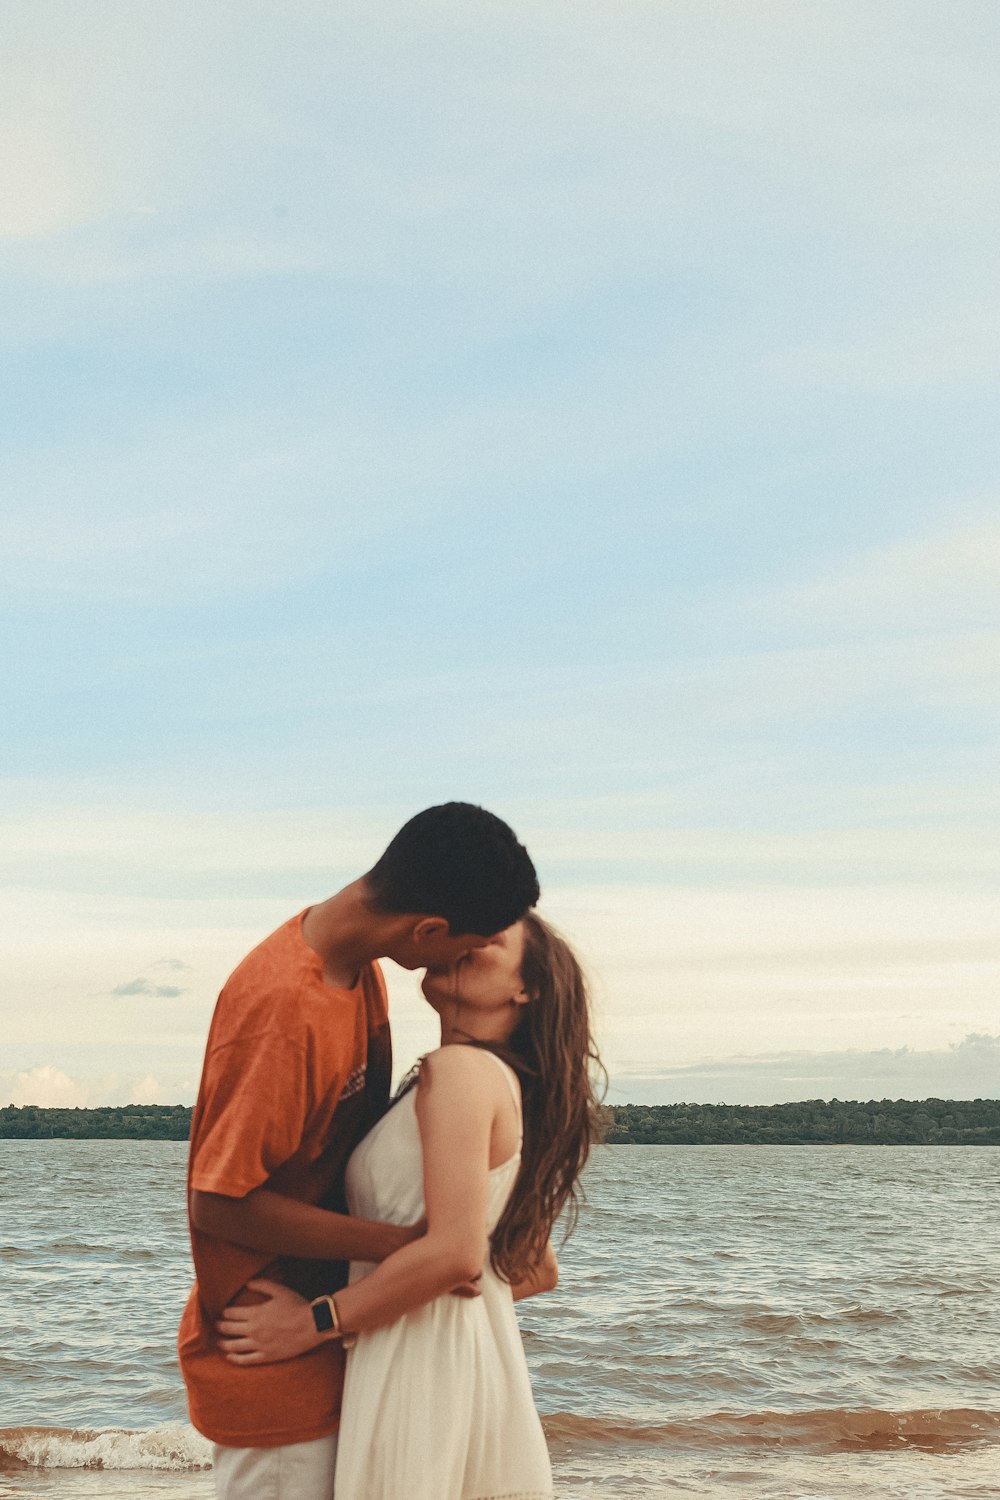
[{"x1": 4, "y1": 1097, "x2": 1000, "y2": 1145}]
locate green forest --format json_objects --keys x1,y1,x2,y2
[
  {"x1": 603, "y1": 1098, "x2": 1000, "y2": 1145},
  {"x1": 0, "y1": 1104, "x2": 193, "y2": 1140},
  {"x1": 2, "y1": 1098, "x2": 999, "y2": 1144}
]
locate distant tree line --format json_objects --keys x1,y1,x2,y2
[
  {"x1": 2, "y1": 1099, "x2": 1000, "y2": 1144},
  {"x1": 0, "y1": 1104, "x2": 193, "y2": 1139},
  {"x1": 601, "y1": 1098, "x2": 1000, "y2": 1145}
]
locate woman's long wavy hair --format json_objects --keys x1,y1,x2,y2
[{"x1": 479, "y1": 911, "x2": 606, "y2": 1282}]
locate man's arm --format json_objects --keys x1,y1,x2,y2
[
  {"x1": 190, "y1": 1186, "x2": 419, "y2": 1264},
  {"x1": 213, "y1": 1237, "x2": 554, "y2": 1364},
  {"x1": 217, "y1": 1049, "x2": 498, "y2": 1362}
]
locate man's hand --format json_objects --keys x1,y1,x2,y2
[
  {"x1": 386, "y1": 1217, "x2": 426, "y2": 1258},
  {"x1": 216, "y1": 1279, "x2": 319, "y2": 1365},
  {"x1": 216, "y1": 1264, "x2": 479, "y2": 1366}
]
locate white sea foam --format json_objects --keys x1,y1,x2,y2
[{"x1": 0, "y1": 1422, "x2": 212, "y2": 1470}]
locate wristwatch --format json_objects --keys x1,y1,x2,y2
[{"x1": 310, "y1": 1294, "x2": 341, "y2": 1335}]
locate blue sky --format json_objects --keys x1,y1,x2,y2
[{"x1": 3, "y1": 1, "x2": 999, "y2": 1106}]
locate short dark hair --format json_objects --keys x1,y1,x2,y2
[{"x1": 365, "y1": 803, "x2": 539, "y2": 936}]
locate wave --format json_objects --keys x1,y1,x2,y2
[
  {"x1": 5, "y1": 1408, "x2": 999, "y2": 1470},
  {"x1": 542, "y1": 1407, "x2": 1000, "y2": 1454},
  {"x1": 741, "y1": 1305, "x2": 900, "y2": 1332},
  {"x1": 0, "y1": 1423, "x2": 211, "y2": 1472}
]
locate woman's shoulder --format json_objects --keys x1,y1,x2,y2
[{"x1": 418, "y1": 1043, "x2": 512, "y2": 1089}]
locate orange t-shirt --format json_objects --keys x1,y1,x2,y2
[{"x1": 177, "y1": 911, "x2": 391, "y2": 1448}]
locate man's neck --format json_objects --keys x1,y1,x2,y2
[{"x1": 301, "y1": 880, "x2": 387, "y2": 988}]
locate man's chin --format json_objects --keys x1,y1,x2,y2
[{"x1": 382, "y1": 949, "x2": 422, "y2": 971}]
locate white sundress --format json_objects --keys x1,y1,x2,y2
[{"x1": 333, "y1": 1050, "x2": 554, "y2": 1500}]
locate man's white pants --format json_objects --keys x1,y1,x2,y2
[{"x1": 213, "y1": 1432, "x2": 339, "y2": 1500}]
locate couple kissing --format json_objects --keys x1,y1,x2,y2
[{"x1": 178, "y1": 801, "x2": 604, "y2": 1500}]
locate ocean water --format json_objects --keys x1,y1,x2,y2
[{"x1": 1, "y1": 1141, "x2": 999, "y2": 1498}]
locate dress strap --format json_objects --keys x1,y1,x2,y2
[{"x1": 482, "y1": 1050, "x2": 523, "y2": 1148}]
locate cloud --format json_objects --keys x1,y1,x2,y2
[
  {"x1": 109, "y1": 977, "x2": 186, "y2": 998},
  {"x1": 2, "y1": 803, "x2": 380, "y2": 869},
  {"x1": 1, "y1": 5, "x2": 997, "y2": 645},
  {"x1": 610, "y1": 1034, "x2": 1000, "y2": 1106},
  {"x1": 0, "y1": 1065, "x2": 198, "y2": 1108},
  {"x1": 766, "y1": 510, "x2": 1000, "y2": 636},
  {"x1": 0, "y1": 401, "x2": 481, "y2": 603},
  {"x1": 6, "y1": 1039, "x2": 997, "y2": 1111},
  {"x1": 6, "y1": 1065, "x2": 89, "y2": 1108},
  {"x1": 0, "y1": 110, "x2": 100, "y2": 240},
  {"x1": 703, "y1": 511, "x2": 1000, "y2": 731},
  {"x1": 774, "y1": 311, "x2": 1000, "y2": 396},
  {"x1": 6, "y1": 232, "x2": 317, "y2": 287},
  {"x1": 2, "y1": 862, "x2": 998, "y2": 1090},
  {"x1": 129, "y1": 1073, "x2": 166, "y2": 1105}
]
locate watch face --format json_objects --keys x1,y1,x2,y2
[{"x1": 311, "y1": 1297, "x2": 336, "y2": 1333}]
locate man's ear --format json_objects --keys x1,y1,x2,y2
[{"x1": 411, "y1": 916, "x2": 450, "y2": 945}]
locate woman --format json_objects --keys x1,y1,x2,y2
[{"x1": 216, "y1": 912, "x2": 604, "y2": 1500}]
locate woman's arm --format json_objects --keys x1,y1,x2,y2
[
  {"x1": 216, "y1": 1239, "x2": 550, "y2": 1364},
  {"x1": 333, "y1": 1047, "x2": 495, "y2": 1329},
  {"x1": 216, "y1": 1233, "x2": 555, "y2": 1366},
  {"x1": 217, "y1": 1047, "x2": 500, "y2": 1363}
]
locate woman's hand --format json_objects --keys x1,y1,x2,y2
[
  {"x1": 511, "y1": 1241, "x2": 558, "y2": 1302},
  {"x1": 215, "y1": 1279, "x2": 321, "y2": 1365}
]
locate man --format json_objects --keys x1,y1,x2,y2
[{"x1": 178, "y1": 802, "x2": 539, "y2": 1500}]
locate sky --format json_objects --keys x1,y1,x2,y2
[{"x1": 3, "y1": 1, "x2": 999, "y2": 1108}]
